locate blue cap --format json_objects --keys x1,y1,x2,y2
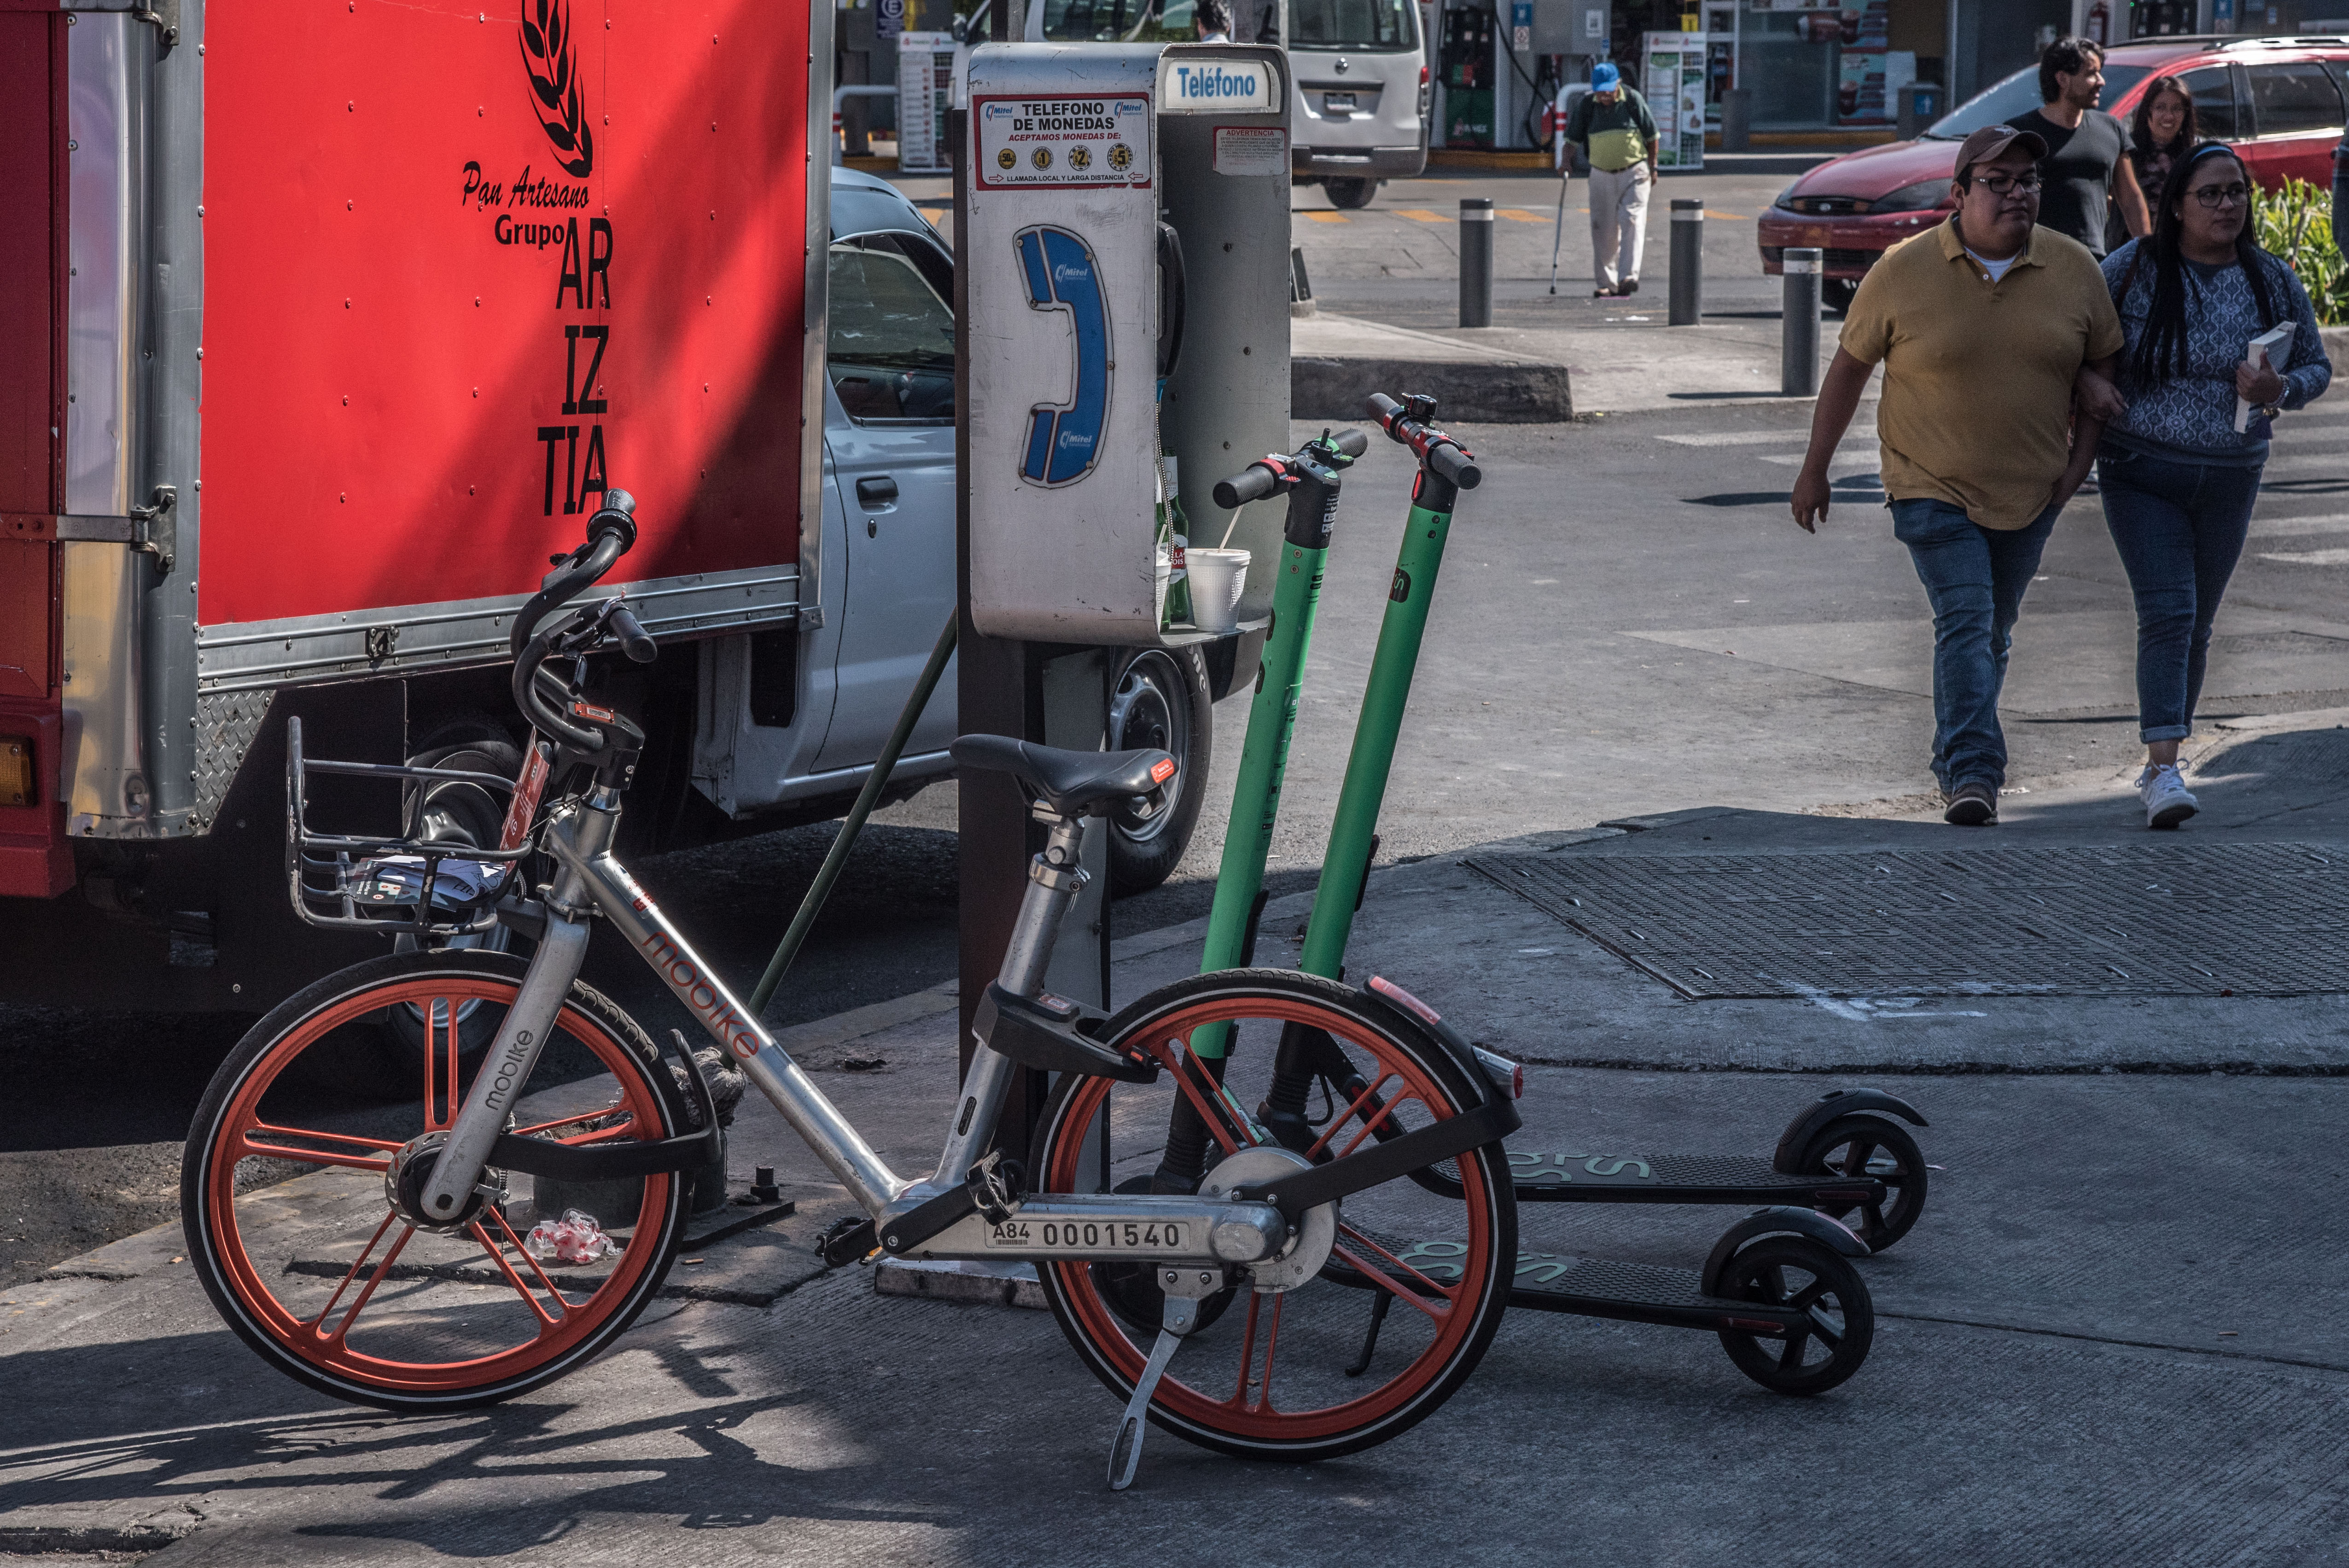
[{"x1": 1590, "y1": 62, "x2": 1619, "y2": 91}]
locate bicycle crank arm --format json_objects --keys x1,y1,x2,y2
[{"x1": 899, "y1": 1197, "x2": 1289, "y2": 1266}]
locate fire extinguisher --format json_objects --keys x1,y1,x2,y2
[{"x1": 2087, "y1": 0, "x2": 2110, "y2": 46}]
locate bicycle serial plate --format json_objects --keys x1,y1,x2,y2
[{"x1": 985, "y1": 1216, "x2": 1193, "y2": 1253}]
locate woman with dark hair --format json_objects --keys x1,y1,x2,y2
[
  {"x1": 2089, "y1": 143, "x2": 2332, "y2": 828},
  {"x1": 2108, "y1": 75, "x2": 2195, "y2": 252}
]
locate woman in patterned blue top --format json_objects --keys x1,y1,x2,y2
[{"x1": 2085, "y1": 142, "x2": 2332, "y2": 829}]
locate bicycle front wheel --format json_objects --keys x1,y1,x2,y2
[
  {"x1": 181, "y1": 950, "x2": 694, "y2": 1412},
  {"x1": 1030, "y1": 968, "x2": 1515, "y2": 1464}
]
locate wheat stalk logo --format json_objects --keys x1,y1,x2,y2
[{"x1": 519, "y1": 0, "x2": 594, "y2": 178}]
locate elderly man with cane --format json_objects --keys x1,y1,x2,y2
[
  {"x1": 1790, "y1": 124, "x2": 2123, "y2": 827},
  {"x1": 1554, "y1": 62, "x2": 1658, "y2": 298}
]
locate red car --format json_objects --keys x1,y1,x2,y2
[{"x1": 1759, "y1": 35, "x2": 2349, "y2": 309}]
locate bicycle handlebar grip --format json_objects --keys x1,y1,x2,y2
[
  {"x1": 609, "y1": 606, "x2": 657, "y2": 665},
  {"x1": 585, "y1": 488, "x2": 638, "y2": 552},
  {"x1": 1431, "y1": 443, "x2": 1482, "y2": 490},
  {"x1": 1212, "y1": 461, "x2": 1280, "y2": 510},
  {"x1": 1332, "y1": 427, "x2": 1370, "y2": 459}
]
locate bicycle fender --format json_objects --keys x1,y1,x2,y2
[
  {"x1": 1771, "y1": 1088, "x2": 1929, "y2": 1174},
  {"x1": 1701, "y1": 1207, "x2": 1870, "y2": 1297}
]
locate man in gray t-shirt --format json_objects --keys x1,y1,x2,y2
[{"x1": 2006, "y1": 35, "x2": 2149, "y2": 257}]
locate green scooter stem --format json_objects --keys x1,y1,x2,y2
[
  {"x1": 1295, "y1": 494, "x2": 1455, "y2": 979},
  {"x1": 1190, "y1": 446, "x2": 1352, "y2": 1060}
]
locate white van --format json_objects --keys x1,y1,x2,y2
[
  {"x1": 1017, "y1": 0, "x2": 1427, "y2": 210},
  {"x1": 1284, "y1": 0, "x2": 1428, "y2": 208}
]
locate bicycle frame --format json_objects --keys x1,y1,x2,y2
[{"x1": 413, "y1": 781, "x2": 1288, "y2": 1271}]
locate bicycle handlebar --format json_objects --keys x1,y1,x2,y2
[
  {"x1": 608, "y1": 606, "x2": 656, "y2": 665},
  {"x1": 509, "y1": 489, "x2": 641, "y2": 751}
]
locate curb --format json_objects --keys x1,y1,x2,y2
[{"x1": 1293, "y1": 355, "x2": 1572, "y2": 422}]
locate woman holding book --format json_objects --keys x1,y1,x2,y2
[{"x1": 2080, "y1": 143, "x2": 2332, "y2": 828}]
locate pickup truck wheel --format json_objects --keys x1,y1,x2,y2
[
  {"x1": 1822, "y1": 277, "x2": 1858, "y2": 314},
  {"x1": 1107, "y1": 647, "x2": 1211, "y2": 897},
  {"x1": 1324, "y1": 177, "x2": 1379, "y2": 210},
  {"x1": 376, "y1": 734, "x2": 525, "y2": 1083}
]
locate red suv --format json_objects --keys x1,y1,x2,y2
[{"x1": 1758, "y1": 36, "x2": 2349, "y2": 309}]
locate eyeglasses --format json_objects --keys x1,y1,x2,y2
[
  {"x1": 1971, "y1": 172, "x2": 2043, "y2": 196},
  {"x1": 2189, "y1": 182, "x2": 2251, "y2": 209}
]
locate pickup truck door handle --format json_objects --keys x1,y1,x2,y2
[{"x1": 855, "y1": 476, "x2": 899, "y2": 508}]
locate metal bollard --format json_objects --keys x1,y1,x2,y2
[
  {"x1": 1668, "y1": 199, "x2": 1703, "y2": 326},
  {"x1": 1781, "y1": 246, "x2": 1822, "y2": 397},
  {"x1": 1459, "y1": 197, "x2": 1494, "y2": 328}
]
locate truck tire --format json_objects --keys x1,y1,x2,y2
[
  {"x1": 1822, "y1": 277, "x2": 1858, "y2": 314},
  {"x1": 376, "y1": 727, "x2": 525, "y2": 1082},
  {"x1": 1107, "y1": 647, "x2": 1211, "y2": 896},
  {"x1": 1324, "y1": 176, "x2": 1379, "y2": 210}
]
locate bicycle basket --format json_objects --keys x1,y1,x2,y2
[{"x1": 284, "y1": 716, "x2": 534, "y2": 936}]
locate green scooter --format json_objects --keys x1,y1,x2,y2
[{"x1": 1154, "y1": 394, "x2": 1923, "y2": 1395}]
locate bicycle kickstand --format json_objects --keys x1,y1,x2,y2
[{"x1": 1107, "y1": 1271, "x2": 1221, "y2": 1491}]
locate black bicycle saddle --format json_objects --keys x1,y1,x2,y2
[{"x1": 950, "y1": 735, "x2": 1175, "y2": 816}]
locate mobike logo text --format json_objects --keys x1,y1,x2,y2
[{"x1": 640, "y1": 931, "x2": 765, "y2": 1061}]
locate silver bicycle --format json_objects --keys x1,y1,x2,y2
[{"x1": 182, "y1": 493, "x2": 1521, "y2": 1487}]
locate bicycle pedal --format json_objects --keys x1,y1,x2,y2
[{"x1": 815, "y1": 1215, "x2": 878, "y2": 1267}]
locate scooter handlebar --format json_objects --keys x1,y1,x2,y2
[
  {"x1": 1332, "y1": 427, "x2": 1370, "y2": 458},
  {"x1": 1430, "y1": 444, "x2": 1482, "y2": 490},
  {"x1": 1212, "y1": 461, "x2": 1281, "y2": 510}
]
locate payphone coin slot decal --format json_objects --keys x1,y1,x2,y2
[
  {"x1": 1014, "y1": 228, "x2": 1112, "y2": 488},
  {"x1": 974, "y1": 94, "x2": 1154, "y2": 189}
]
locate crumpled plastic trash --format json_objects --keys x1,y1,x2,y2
[{"x1": 526, "y1": 1208, "x2": 624, "y2": 1265}]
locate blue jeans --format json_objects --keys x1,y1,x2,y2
[
  {"x1": 2096, "y1": 450, "x2": 2262, "y2": 743},
  {"x1": 1890, "y1": 498, "x2": 2061, "y2": 792}
]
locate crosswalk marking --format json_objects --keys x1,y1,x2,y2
[
  {"x1": 1305, "y1": 210, "x2": 1350, "y2": 223},
  {"x1": 1395, "y1": 209, "x2": 1451, "y2": 222},
  {"x1": 1498, "y1": 209, "x2": 1545, "y2": 222}
]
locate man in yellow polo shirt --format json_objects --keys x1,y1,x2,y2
[{"x1": 1790, "y1": 123, "x2": 2123, "y2": 827}]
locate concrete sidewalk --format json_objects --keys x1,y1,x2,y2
[{"x1": 10, "y1": 714, "x2": 2349, "y2": 1562}]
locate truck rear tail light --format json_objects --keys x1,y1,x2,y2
[{"x1": 0, "y1": 737, "x2": 33, "y2": 807}]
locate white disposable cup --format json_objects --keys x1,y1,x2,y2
[{"x1": 1186, "y1": 548, "x2": 1249, "y2": 634}]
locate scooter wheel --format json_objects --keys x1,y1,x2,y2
[
  {"x1": 1796, "y1": 1114, "x2": 1929, "y2": 1253},
  {"x1": 1713, "y1": 1236, "x2": 1874, "y2": 1396}
]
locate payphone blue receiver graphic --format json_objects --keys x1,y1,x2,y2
[{"x1": 1014, "y1": 225, "x2": 1112, "y2": 488}]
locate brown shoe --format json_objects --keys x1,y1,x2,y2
[{"x1": 1943, "y1": 781, "x2": 1998, "y2": 826}]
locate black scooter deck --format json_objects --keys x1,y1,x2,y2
[
  {"x1": 1509, "y1": 1148, "x2": 1881, "y2": 1211},
  {"x1": 1348, "y1": 1241, "x2": 1810, "y2": 1338}
]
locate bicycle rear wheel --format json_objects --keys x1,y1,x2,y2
[
  {"x1": 181, "y1": 950, "x2": 693, "y2": 1411},
  {"x1": 1030, "y1": 968, "x2": 1515, "y2": 1463}
]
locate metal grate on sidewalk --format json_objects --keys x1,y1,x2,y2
[{"x1": 1466, "y1": 841, "x2": 2349, "y2": 999}]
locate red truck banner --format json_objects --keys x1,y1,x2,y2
[{"x1": 199, "y1": 0, "x2": 811, "y2": 628}]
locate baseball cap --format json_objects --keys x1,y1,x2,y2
[
  {"x1": 1955, "y1": 123, "x2": 2048, "y2": 180},
  {"x1": 1590, "y1": 62, "x2": 1620, "y2": 91}
]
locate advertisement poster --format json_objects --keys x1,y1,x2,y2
[
  {"x1": 1642, "y1": 34, "x2": 1706, "y2": 169},
  {"x1": 896, "y1": 32, "x2": 956, "y2": 173}
]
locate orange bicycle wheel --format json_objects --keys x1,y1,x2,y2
[
  {"x1": 1031, "y1": 968, "x2": 1515, "y2": 1463},
  {"x1": 181, "y1": 950, "x2": 692, "y2": 1411}
]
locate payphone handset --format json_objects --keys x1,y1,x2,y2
[{"x1": 1014, "y1": 227, "x2": 1112, "y2": 489}]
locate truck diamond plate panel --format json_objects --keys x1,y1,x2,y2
[{"x1": 1467, "y1": 842, "x2": 2349, "y2": 999}]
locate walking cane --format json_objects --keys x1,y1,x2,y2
[{"x1": 1547, "y1": 159, "x2": 1571, "y2": 295}]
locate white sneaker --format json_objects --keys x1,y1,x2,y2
[{"x1": 2137, "y1": 763, "x2": 2198, "y2": 829}]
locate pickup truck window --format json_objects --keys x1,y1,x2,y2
[{"x1": 829, "y1": 234, "x2": 956, "y2": 424}]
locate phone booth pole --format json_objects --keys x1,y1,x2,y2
[{"x1": 954, "y1": 41, "x2": 1294, "y2": 1158}]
